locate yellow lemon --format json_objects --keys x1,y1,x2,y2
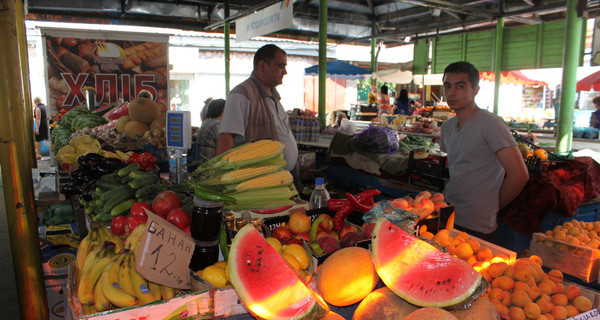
[
  {"x1": 266, "y1": 237, "x2": 283, "y2": 253},
  {"x1": 202, "y1": 265, "x2": 228, "y2": 288},
  {"x1": 282, "y1": 243, "x2": 310, "y2": 270},
  {"x1": 196, "y1": 269, "x2": 203, "y2": 278},
  {"x1": 225, "y1": 264, "x2": 230, "y2": 282},
  {"x1": 213, "y1": 260, "x2": 227, "y2": 269},
  {"x1": 281, "y1": 253, "x2": 301, "y2": 272}
]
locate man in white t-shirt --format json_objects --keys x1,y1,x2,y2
[
  {"x1": 440, "y1": 61, "x2": 529, "y2": 241},
  {"x1": 216, "y1": 44, "x2": 297, "y2": 171}
]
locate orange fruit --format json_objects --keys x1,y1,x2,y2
[{"x1": 534, "y1": 149, "x2": 548, "y2": 161}]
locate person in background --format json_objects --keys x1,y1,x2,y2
[
  {"x1": 33, "y1": 96, "x2": 49, "y2": 160},
  {"x1": 216, "y1": 44, "x2": 298, "y2": 171},
  {"x1": 196, "y1": 99, "x2": 225, "y2": 166},
  {"x1": 590, "y1": 96, "x2": 600, "y2": 130},
  {"x1": 200, "y1": 97, "x2": 213, "y2": 122},
  {"x1": 393, "y1": 89, "x2": 412, "y2": 115},
  {"x1": 376, "y1": 85, "x2": 392, "y2": 118},
  {"x1": 440, "y1": 61, "x2": 529, "y2": 242}
]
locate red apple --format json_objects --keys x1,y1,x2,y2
[
  {"x1": 288, "y1": 212, "x2": 311, "y2": 234},
  {"x1": 271, "y1": 226, "x2": 293, "y2": 244},
  {"x1": 339, "y1": 225, "x2": 359, "y2": 240}
]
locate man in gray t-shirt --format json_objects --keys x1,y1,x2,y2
[{"x1": 440, "y1": 61, "x2": 529, "y2": 238}]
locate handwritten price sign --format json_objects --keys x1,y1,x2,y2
[{"x1": 135, "y1": 209, "x2": 194, "y2": 289}]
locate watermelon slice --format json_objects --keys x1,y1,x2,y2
[
  {"x1": 228, "y1": 224, "x2": 329, "y2": 320},
  {"x1": 371, "y1": 217, "x2": 484, "y2": 308}
]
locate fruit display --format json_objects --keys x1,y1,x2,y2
[
  {"x1": 228, "y1": 224, "x2": 329, "y2": 319},
  {"x1": 371, "y1": 218, "x2": 485, "y2": 308},
  {"x1": 538, "y1": 220, "x2": 600, "y2": 251},
  {"x1": 389, "y1": 191, "x2": 449, "y2": 222},
  {"x1": 326, "y1": 189, "x2": 381, "y2": 231},
  {"x1": 74, "y1": 223, "x2": 178, "y2": 315},
  {"x1": 197, "y1": 260, "x2": 231, "y2": 288},
  {"x1": 51, "y1": 107, "x2": 108, "y2": 154},
  {"x1": 188, "y1": 140, "x2": 298, "y2": 210}
]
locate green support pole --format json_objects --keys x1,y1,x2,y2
[
  {"x1": 224, "y1": 21, "x2": 231, "y2": 95},
  {"x1": 224, "y1": 2, "x2": 231, "y2": 95},
  {"x1": 371, "y1": 37, "x2": 376, "y2": 83},
  {"x1": 0, "y1": 1, "x2": 49, "y2": 319},
  {"x1": 556, "y1": 0, "x2": 583, "y2": 153},
  {"x1": 493, "y1": 17, "x2": 504, "y2": 115},
  {"x1": 318, "y1": 0, "x2": 327, "y2": 129}
]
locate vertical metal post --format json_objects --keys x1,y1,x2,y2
[
  {"x1": 15, "y1": 0, "x2": 37, "y2": 167},
  {"x1": 370, "y1": 37, "x2": 376, "y2": 74},
  {"x1": 493, "y1": 17, "x2": 504, "y2": 115},
  {"x1": 556, "y1": 0, "x2": 583, "y2": 153},
  {"x1": 224, "y1": 1, "x2": 231, "y2": 95},
  {"x1": 0, "y1": 1, "x2": 49, "y2": 319},
  {"x1": 318, "y1": 0, "x2": 327, "y2": 129}
]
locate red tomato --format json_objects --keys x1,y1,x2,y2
[
  {"x1": 127, "y1": 153, "x2": 142, "y2": 165},
  {"x1": 152, "y1": 190, "x2": 181, "y2": 219},
  {"x1": 130, "y1": 202, "x2": 152, "y2": 218},
  {"x1": 166, "y1": 208, "x2": 190, "y2": 230},
  {"x1": 126, "y1": 215, "x2": 148, "y2": 233},
  {"x1": 140, "y1": 152, "x2": 156, "y2": 170},
  {"x1": 110, "y1": 215, "x2": 128, "y2": 236},
  {"x1": 183, "y1": 225, "x2": 191, "y2": 236}
]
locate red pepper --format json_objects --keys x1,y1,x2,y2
[
  {"x1": 355, "y1": 189, "x2": 381, "y2": 203},
  {"x1": 346, "y1": 192, "x2": 371, "y2": 213},
  {"x1": 327, "y1": 199, "x2": 347, "y2": 211},
  {"x1": 333, "y1": 202, "x2": 354, "y2": 231}
]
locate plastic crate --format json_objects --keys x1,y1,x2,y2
[
  {"x1": 408, "y1": 150, "x2": 449, "y2": 178},
  {"x1": 511, "y1": 130, "x2": 568, "y2": 174}
]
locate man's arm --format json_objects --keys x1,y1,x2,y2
[
  {"x1": 215, "y1": 132, "x2": 234, "y2": 156},
  {"x1": 497, "y1": 146, "x2": 529, "y2": 209},
  {"x1": 35, "y1": 107, "x2": 41, "y2": 134}
]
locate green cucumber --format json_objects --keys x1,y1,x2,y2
[
  {"x1": 102, "y1": 189, "x2": 134, "y2": 215},
  {"x1": 129, "y1": 170, "x2": 158, "y2": 180},
  {"x1": 96, "y1": 179, "x2": 120, "y2": 191},
  {"x1": 134, "y1": 184, "x2": 159, "y2": 199},
  {"x1": 117, "y1": 162, "x2": 139, "y2": 177},
  {"x1": 110, "y1": 199, "x2": 136, "y2": 216},
  {"x1": 99, "y1": 185, "x2": 130, "y2": 203},
  {"x1": 129, "y1": 174, "x2": 159, "y2": 190}
]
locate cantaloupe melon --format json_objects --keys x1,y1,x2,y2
[
  {"x1": 116, "y1": 115, "x2": 130, "y2": 134},
  {"x1": 129, "y1": 97, "x2": 160, "y2": 124},
  {"x1": 353, "y1": 287, "x2": 418, "y2": 320},
  {"x1": 404, "y1": 307, "x2": 458, "y2": 320},
  {"x1": 449, "y1": 298, "x2": 499, "y2": 320},
  {"x1": 150, "y1": 112, "x2": 166, "y2": 132},
  {"x1": 124, "y1": 121, "x2": 150, "y2": 140}
]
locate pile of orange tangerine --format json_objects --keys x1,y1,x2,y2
[
  {"x1": 422, "y1": 228, "x2": 594, "y2": 319},
  {"x1": 539, "y1": 220, "x2": 600, "y2": 253}
]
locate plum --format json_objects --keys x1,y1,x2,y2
[{"x1": 317, "y1": 235, "x2": 340, "y2": 255}]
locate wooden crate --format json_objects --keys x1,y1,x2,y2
[
  {"x1": 449, "y1": 229, "x2": 517, "y2": 263},
  {"x1": 529, "y1": 232, "x2": 600, "y2": 283}
]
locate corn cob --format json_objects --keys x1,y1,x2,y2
[
  {"x1": 223, "y1": 199, "x2": 296, "y2": 211},
  {"x1": 223, "y1": 170, "x2": 293, "y2": 193},
  {"x1": 227, "y1": 185, "x2": 298, "y2": 202},
  {"x1": 244, "y1": 153, "x2": 286, "y2": 168},
  {"x1": 200, "y1": 165, "x2": 283, "y2": 186},
  {"x1": 193, "y1": 139, "x2": 284, "y2": 174}
]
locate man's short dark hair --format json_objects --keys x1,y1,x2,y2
[
  {"x1": 205, "y1": 99, "x2": 226, "y2": 119},
  {"x1": 254, "y1": 44, "x2": 286, "y2": 70},
  {"x1": 444, "y1": 61, "x2": 480, "y2": 88},
  {"x1": 593, "y1": 96, "x2": 600, "y2": 107}
]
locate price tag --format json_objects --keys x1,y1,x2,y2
[
  {"x1": 566, "y1": 308, "x2": 600, "y2": 320},
  {"x1": 135, "y1": 208, "x2": 194, "y2": 289}
]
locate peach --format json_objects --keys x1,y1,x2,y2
[
  {"x1": 564, "y1": 284, "x2": 581, "y2": 300},
  {"x1": 316, "y1": 214, "x2": 334, "y2": 233},
  {"x1": 294, "y1": 232, "x2": 309, "y2": 241},
  {"x1": 433, "y1": 201, "x2": 448, "y2": 214},
  {"x1": 339, "y1": 225, "x2": 359, "y2": 239},
  {"x1": 550, "y1": 306, "x2": 567, "y2": 320},
  {"x1": 414, "y1": 191, "x2": 432, "y2": 204},
  {"x1": 405, "y1": 196, "x2": 415, "y2": 207},
  {"x1": 288, "y1": 212, "x2": 311, "y2": 234},
  {"x1": 508, "y1": 306, "x2": 526, "y2": 320},
  {"x1": 565, "y1": 305, "x2": 578, "y2": 317},
  {"x1": 339, "y1": 231, "x2": 366, "y2": 248},
  {"x1": 271, "y1": 226, "x2": 293, "y2": 243},
  {"x1": 573, "y1": 295, "x2": 592, "y2": 312},
  {"x1": 415, "y1": 198, "x2": 435, "y2": 216},
  {"x1": 537, "y1": 299, "x2": 554, "y2": 314},
  {"x1": 524, "y1": 301, "x2": 541, "y2": 319},
  {"x1": 390, "y1": 198, "x2": 409, "y2": 210},
  {"x1": 329, "y1": 230, "x2": 339, "y2": 240},
  {"x1": 551, "y1": 294, "x2": 568, "y2": 307},
  {"x1": 511, "y1": 290, "x2": 531, "y2": 307},
  {"x1": 429, "y1": 192, "x2": 445, "y2": 203},
  {"x1": 317, "y1": 235, "x2": 340, "y2": 255}
]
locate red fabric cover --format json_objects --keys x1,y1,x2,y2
[{"x1": 499, "y1": 157, "x2": 600, "y2": 235}]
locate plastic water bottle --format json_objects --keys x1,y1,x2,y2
[{"x1": 309, "y1": 177, "x2": 331, "y2": 210}]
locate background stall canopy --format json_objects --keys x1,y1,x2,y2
[
  {"x1": 304, "y1": 60, "x2": 372, "y2": 79},
  {"x1": 480, "y1": 70, "x2": 548, "y2": 87},
  {"x1": 372, "y1": 62, "x2": 413, "y2": 84},
  {"x1": 577, "y1": 69, "x2": 600, "y2": 91}
]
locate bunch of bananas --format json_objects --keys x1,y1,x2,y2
[
  {"x1": 188, "y1": 140, "x2": 298, "y2": 210},
  {"x1": 75, "y1": 224, "x2": 179, "y2": 315},
  {"x1": 74, "y1": 223, "x2": 124, "y2": 280}
]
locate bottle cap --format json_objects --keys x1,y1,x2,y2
[{"x1": 315, "y1": 177, "x2": 324, "y2": 185}]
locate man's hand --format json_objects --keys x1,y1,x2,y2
[{"x1": 35, "y1": 128, "x2": 39, "y2": 135}]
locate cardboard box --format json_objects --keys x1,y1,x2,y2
[
  {"x1": 39, "y1": 224, "x2": 80, "y2": 277},
  {"x1": 295, "y1": 151, "x2": 317, "y2": 181},
  {"x1": 46, "y1": 276, "x2": 68, "y2": 320},
  {"x1": 415, "y1": 205, "x2": 454, "y2": 235},
  {"x1": 529, "y1": 233, "x2": 600, "y2": 283},
  {"x1": 408, "y1": 171, "x2": 447, "y2": 192},
  {"x1": 67, "y1": 265, "x2": 213, "y2": 320}
]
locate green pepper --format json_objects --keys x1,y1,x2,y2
[
  {"x1": 192, "y1": 184, "x2": 236, "y2": 202},
  {"x1": 309, "y1": 216, "x2": 324, "y2": 256}
]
